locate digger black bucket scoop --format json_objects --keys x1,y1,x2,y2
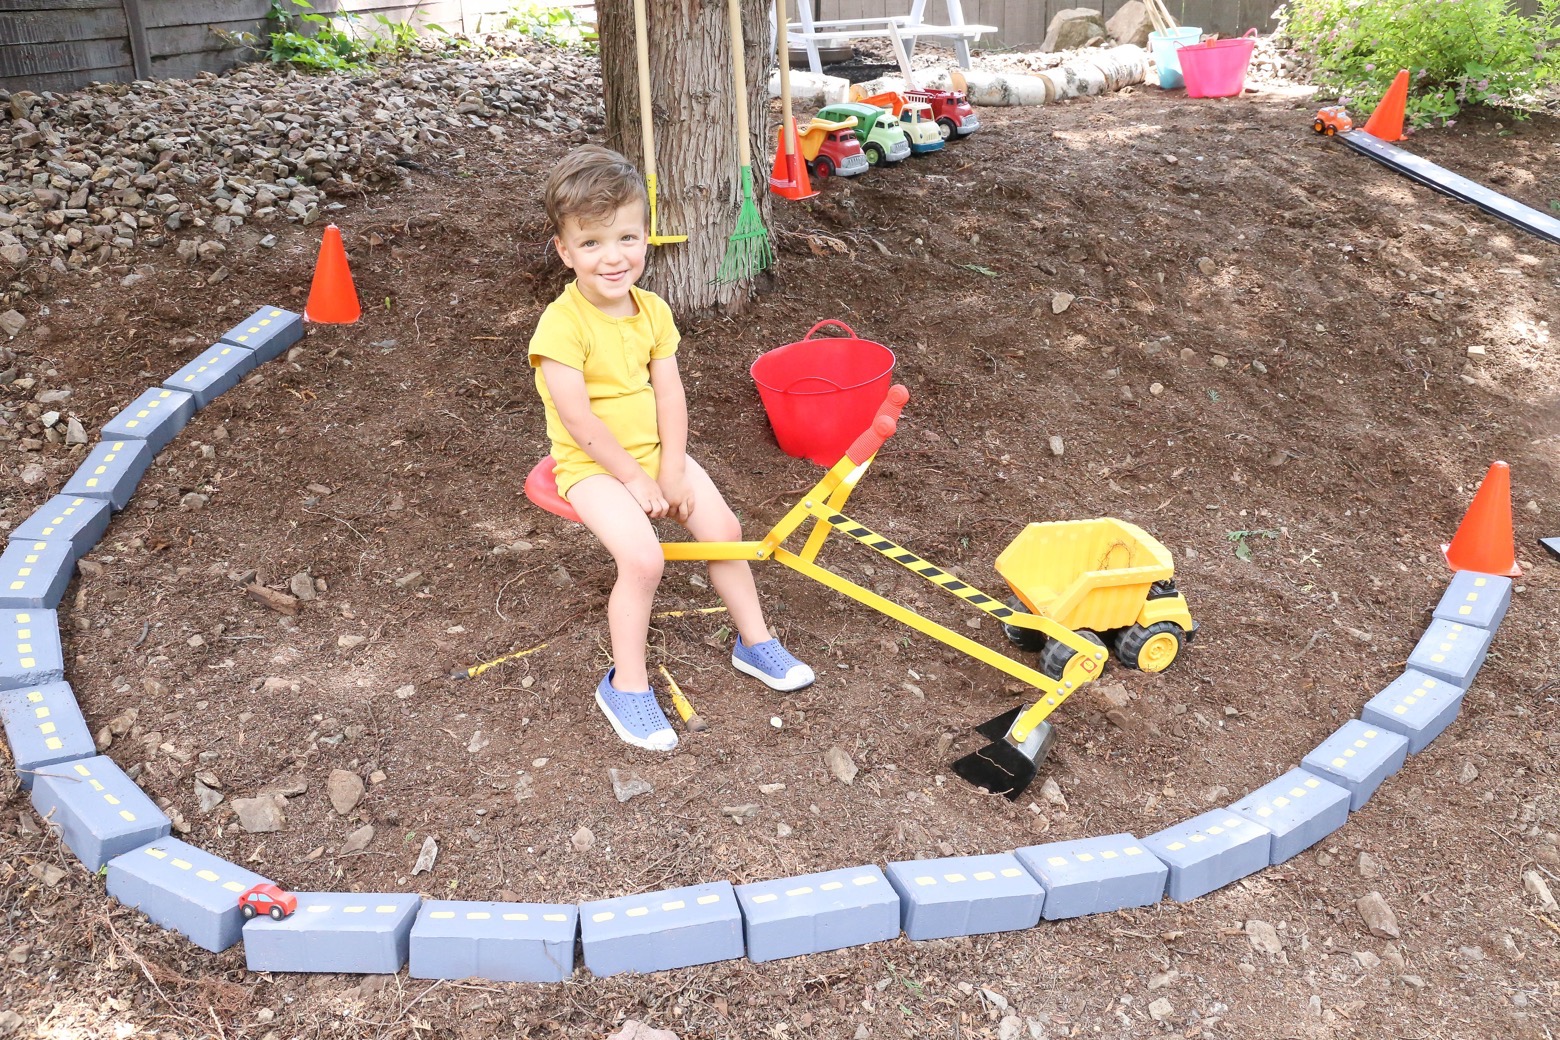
[{"x1": 951, "y1": 708, "x2": 1058, "y2": 800}]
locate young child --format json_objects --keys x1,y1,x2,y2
[{"x1": 529, "y1": 145, "x2": 814, "y2": 752}]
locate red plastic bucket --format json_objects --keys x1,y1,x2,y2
[
  {"x1": 751, "y1": 320, "x2": 896, "y2": 466},
  {"x1": 1178, "y1": 30, "x2": 1257, "y2": 98}
]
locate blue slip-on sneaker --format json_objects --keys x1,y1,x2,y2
[
  {"x1": 594, "y1": 669, "x2": 678, "y2": 751},
  {"x1": 731, "y1": 636, "x2": 816, "y2": 692}
]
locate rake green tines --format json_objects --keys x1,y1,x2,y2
[{"x1": 716, "y1": 166, "x2": 773, "y2": 284}]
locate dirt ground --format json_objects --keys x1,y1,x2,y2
[{"x1": 3, "y1": 61, "x2": 1559, "y2": 1040}]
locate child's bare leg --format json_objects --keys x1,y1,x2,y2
[
  {"x1": 680, "y1": 459, "x2": 814, "y2": 691},
  {"x1": 567, "y1": 474, "x2": 662, "y2": 692},
  {"x1": 678, "y1": 459, "x2": 769, "y2": 645}
]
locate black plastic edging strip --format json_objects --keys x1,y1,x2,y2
[{"x1": 1338, "y1": 130, "x2": 1560, "y2": 246}]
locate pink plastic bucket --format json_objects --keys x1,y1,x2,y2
[{"x1": 1178, "y1": 30, "x2": 1257, "y2": 98}]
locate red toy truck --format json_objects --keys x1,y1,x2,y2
[
  {"x1": 855, "y1": 87, "x2": 980, "y2": 141},
  {"x1": 794, "y1": 115, "x2": 870, "y2": 180}
]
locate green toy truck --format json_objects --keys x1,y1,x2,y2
[{"x1": 815, "y1": 102, "x2": 911, "y2": 167}]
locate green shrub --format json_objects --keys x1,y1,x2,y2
[
  {"x1": 1277, "y1": 0, "x2": 1560, "y2": 127},
  {"x1": 500, "y1": 2, "x2": 598, "y2": 53}
]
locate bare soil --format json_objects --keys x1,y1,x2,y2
[{"x1": 3, "y1": 80, "x2": 1559, "y2": 1040}]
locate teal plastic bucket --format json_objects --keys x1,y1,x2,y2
[{"x1": 1149, "y1": 27, "x2": 1201, "y2": 90}]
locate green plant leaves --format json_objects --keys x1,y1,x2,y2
[{"x1": 1278, "y1": 0, "x2": 1560, "y2": 127}]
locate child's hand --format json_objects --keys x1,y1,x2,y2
[
  {"x1": 625, "y1": 473, "x2": 671, "y2": 518},
  {"x1": 658, "y1": 471, "x2": 696, "y2": 523}
]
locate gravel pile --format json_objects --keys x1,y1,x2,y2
[{"x1": 0, "y1": 36, "x2": 603, "y2": 314}]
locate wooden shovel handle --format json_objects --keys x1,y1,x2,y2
[
  {"x1": 633, "y1": 0, "x2": 657, "y2": 180},
  {"x1": 776, "y1": 0, "x2": 798, "y2": 157},
  {"x1": 726, "y1": 0, "x2": 752, "y2": 168}
]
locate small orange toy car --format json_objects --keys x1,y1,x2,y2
[
  {"x1": 239, "y1": 882, "x2": 298, "y2": 921},
  {"x1": 1313, "y1": 106, "x2": 1353, "y2": 135}
]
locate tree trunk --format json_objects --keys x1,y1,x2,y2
[{"x1": 597, "y1": 0, "x2": 774, "y2": 317}]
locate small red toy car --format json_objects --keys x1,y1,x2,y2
[
  {"x1": 1313, "y1": 106, "x2": 1353, "y2": 135},
  {"x1": 857, "y1": 87, "x2": 980, "y2": 141},
  {"x1": 238, "y1": 883, "x2": 298, "y2": 921}
]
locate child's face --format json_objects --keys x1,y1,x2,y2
[{"x1": 553, "y1": 202, "x2": 648, "y2": 313}]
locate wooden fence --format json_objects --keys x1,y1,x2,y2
[
  {"x1": 1, "y1": 0, "x2": 517, "y2": 94},
  {"x1": 4, "y1": 0, "x2": 1550, "y2": 94}
]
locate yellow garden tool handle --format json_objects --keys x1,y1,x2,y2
[
  {"x1": 726, "y1": 0, "x2": 753, "y2": 170},
  {"x1": 844, "y1": 385, "x2": 911, "y2": 465},
  {"x1": 776, "y1": 0, "x2": 799, "y2": 159}
]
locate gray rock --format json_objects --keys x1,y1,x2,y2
[
  {"x1": 231, "y1": 795, "x2": 286, "y2": 833},
  {"x1": 571, "y1": 825, "x2": 595, "y2": 852},
  {"x1": 288, "y1": 571, "x2": 316, "y2": 601},
  {"x1": 1041, "y1": 8, "x2": 1106, "y2": 52},
  {"x1": 1246, "y1": 919, "x2": 1283, "y2": 956},
  {"x1": 65, "y1": 416, "x2": 88, "y2": 445},
  {"x1": 341, "y1": 824, "x2": 375, "y2": 854},
  {"x1": 411, "y1": 834, "x2": 438, "y2": 874},
  {"x1": 826, "y1": 746, "x2": 858, "y2": 785},
  {"x1": 0, "y1": 311, "x2": 24, "y2": 338},
  {"x1": 609, "y1": 767, "x2": 654, "y2": 803},
  {"x1": 1356, "y1": 891, "x2": 1401, "y2": 939},
  {"x1": 1106, "y1": 0, "x2": 1152, "y2": 46},
  {"x1": 327, "y1": 768, "x2": 364, "y2": 815},
  {"x1": 194, "y1": 778, "x2": 224, "y2": 813},
  {"x1": 179, "y1": 492, "x2": 208, "y2": 511}
]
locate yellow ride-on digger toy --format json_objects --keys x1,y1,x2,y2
[{"x1": 525, "y1": 386, "x2": 1196, "y2": 799}]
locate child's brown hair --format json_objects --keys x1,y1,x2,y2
[{"x1": 543, "y1": 144, "x2": 648, "y2": 231}]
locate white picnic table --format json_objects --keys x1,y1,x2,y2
[{"x1": 784, "y1": 0, "x2": 998, "y2": 74}]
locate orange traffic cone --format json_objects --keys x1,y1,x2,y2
[
  {"x1": 304, "y1": 224, "x2": 361, "y2": 324},
  {"x1": 1443, "y1": 461, "x2": 1522, "y2": 576},
  {"x1": 769, "y1": 119, "x2": 817, "y2": 202},
  {"x1": 1363, "y1": 69, "x2": 1409, "y2": 143}
]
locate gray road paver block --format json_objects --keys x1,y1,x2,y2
[
  {"x1": 1142, "y1": 811, "x2": 1273, "y2": 902},
  {"x1": 30, "y1": 755, "x2": 170, "y2": 871},
  {"x1": 1406, "y1": 619, "x2": 1493, "y2": 690},
  {"x1": 10, "y1": 495, "x2": 113, "y2": 562},
  {"x1": 735, "y1": 865, "x2": 901, "y2": 963},
  {"x1": 163, "y1": 342, "x2": 260, "y2": 409},
  {"x1": 1301, "y1": 719, "x2": 1411, "y2": 811},
  {"x1": 106, "y1": 837, "x2": 272, "y2": 953},
  {"x1": 884, "y1": 853, "x2": 1044, "y2": 940},
  {"x1": 1014, "y1": 833, "x2": 1169, "y2": 920},
  {"x1": 0, "y1": 607, "x2": 64, "y2": 690},
  {"x1": 0, "y1": 539, "x2": 75, "y2": 609},
  {"x1": 218, "y1": 305, "x2": 304, "y2": 364},
  {"x1": 244, "y1": 893, "x2": 421, "y2": 974},
  {"x1": 1, "y1": 680, "x2": 93, "y2": 789},
  {"x1": 580, "y1": 881, "x2": 744, "y2": 977},
  {"x1": 1228, "y1": 769, "x2": 1351, "y2": 864},
  {"x1": 100, "y1": 387, "x2": 195, "y2": 455},
  {"x1": 1361, "y1": 669, "x2": 1465, "y2": 755},
  {"x1": 1432, "y1": 571, "x2": 1512, "y2": 631},
  {"x1": 62, "y1": 439, "x2": 154, "y2": 510},
  {"x1": 409, "y1": 900, "x2": 577, "y2": 982}
]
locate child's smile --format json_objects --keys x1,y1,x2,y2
[{"x1": 553, "y1": 202, "x2": 648, "y2": 317}]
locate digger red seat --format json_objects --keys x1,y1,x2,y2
[{"x1": 524, "y1": 456, "x2": 582, "y2": 524}]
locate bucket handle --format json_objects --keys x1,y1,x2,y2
[
  {"x1": 801, "y1": 319, "x2": 858, "y2": 341},
  {"x1": 1188, "y1": 28, "x2": 1257, "y2": 47},
  {"x1": 779, "y1": 374, "x2": 846, "y2": 393}
]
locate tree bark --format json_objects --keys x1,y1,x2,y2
[{"x1": 597, "y1": 0, "x2": 774, "y2": 317}]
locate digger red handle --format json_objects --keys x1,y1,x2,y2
[{"x1": 844, "y1": 384, "x2": 910, "y2": 464}]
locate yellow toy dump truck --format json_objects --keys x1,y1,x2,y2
[
  {"x1": 995, "y1": 518, "x2": 1196, "y2": 675},
  {"x1": 949, "y1": 517, "x2": 1197, "y2": 797}
]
